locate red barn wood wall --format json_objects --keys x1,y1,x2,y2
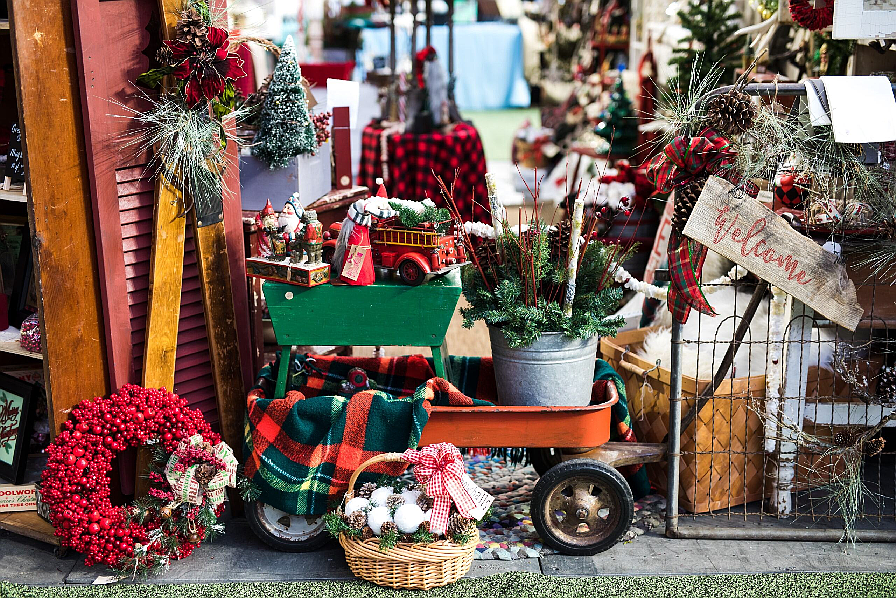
[{"x1": 70, "y1": 0, "x2": 253, "y2": 429}]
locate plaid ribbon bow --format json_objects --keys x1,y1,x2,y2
[
  {"x1": 645, "y1": 128, "x2": 759, "y2": 198},
  {"x1": 165, "y1": 435, "x2": 238, "y2": 507},
  {"x1": 646, "y1": 129, "x2": 757, "y2": 323},
  {"x1": 401, "y1": 443, "x2": 477, "y2": 535}
]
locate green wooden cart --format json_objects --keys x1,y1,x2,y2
[
  {"x1": 263, "y1": 271, "x2": 462, "y2": 399},
  {"x1": 250, "y1": 272, "x2": 665, "y2": 556}
]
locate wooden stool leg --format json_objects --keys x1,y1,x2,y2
[
  {"x1": 275, "y1": 346, "x2": 293, "y2": 399},
  {"x1": 431, "y1": 344, "x2": 452, "y2": 384}
]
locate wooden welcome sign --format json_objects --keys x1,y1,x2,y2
[{"x1": 683, "y1": 176, "x2": 863, "y2": 331}]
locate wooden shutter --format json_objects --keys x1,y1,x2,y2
[{"x1": 70, "y1": 0, "x2": 252, "y2": 428}]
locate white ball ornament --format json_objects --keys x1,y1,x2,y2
[
  {"x1": 399, "y1": 490, "x2": 421, "y2": 505},
  {"x1": 367, "y1": 506, "x2": 393, "y2": 535},
  {"x1": 344, "y1": 497, "x2": 370, "y2": 515},
  {"x1": 368, "y1": 486, "x2": 394, "y2": 507},
  {"x1": 393, "y1": 504, "x2": 426, "y2": 534}
]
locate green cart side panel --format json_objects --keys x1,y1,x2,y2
[{"x1": 262, "y1": 271, "x2": 462, "y2": 347}]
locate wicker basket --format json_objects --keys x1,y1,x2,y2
[{"x1": 337, "y1": 453, "x2": 479, "y2": 590}]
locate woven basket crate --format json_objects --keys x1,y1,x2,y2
[
  {"x1": 601, "y1": 327, "x2": 768, "y2": 513},
  {"x1": 337, "y1": 453, "x2": 478, "y2": 590},
  {"x1": 601, "y1": 327, "x2": 845, "y2": 513}
]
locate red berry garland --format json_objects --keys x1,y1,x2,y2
[
  {"x1": 42, "y1": 384, "x2": 220, "y2": 572},
  {"x1": 790, "y1": 0, "x2": 834, "y2": 31}
]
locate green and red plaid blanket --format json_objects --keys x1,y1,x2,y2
[{"x1": 244, "y1": 353, "x2": 648, "y2": 516}]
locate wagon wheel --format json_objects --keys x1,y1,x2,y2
[
  {"x1": 321, "y1": 246, "x2": 335, "y2": 265},
  {"x1": 529, "y1": 448, "x2": 562, "y2": 477},
  {"x1": 531, "y1": 459, "x2": 634, "y2": 555},
  {"x1": 398, "y1": 260, "x2": 426, "y2": 286},
  {"x1": 245, "y1": 500, "x2": 330, "y2": 552}
]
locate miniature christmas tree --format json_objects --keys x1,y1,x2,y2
[
  {"x1": 594, "y1": 75, "x2": 638, "y2": 158},
  {"x1": 252, "y1": 35, "x2": 317, "y2": 169},
  {"x1": 669, "y1": 0, "x2": 744, "y2": 93}
]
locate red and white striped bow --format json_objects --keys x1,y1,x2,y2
[{"x1": 401, "y1": 443, "x2": 476, "y2": 535}]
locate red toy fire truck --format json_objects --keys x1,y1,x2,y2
[{"x1": 322, "y1": 216, "x2": 467, "y2": 285}]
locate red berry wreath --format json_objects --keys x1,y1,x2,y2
[
  {"x1": 41, "y1": 384, "x2": 254, "y2": 576},
  {"x1": 790, "y1": 0, "x2": 834, "y2": 31}
]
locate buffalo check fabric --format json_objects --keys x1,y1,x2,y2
[
  {"x1": 244, "y1": 354, "x2": 649, "y2": 515},
  {"x1": 359, "y1": 122, "x2": 490, "y2": 222}
]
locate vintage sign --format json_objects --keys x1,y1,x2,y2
[{"x1": 683, "y1": 176, "x2": 863, "y2": 331}]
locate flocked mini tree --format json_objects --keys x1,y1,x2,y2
[
  {"x1": 669, "y1": 0, "x2": 744, "y2": 93},
  {"x1": 594, "y1": 75, "x2": 638, "y2": 158},
  {"x1": 252, "y1": 35, "x2": 317, "y2": 168}
]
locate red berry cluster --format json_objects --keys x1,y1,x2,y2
[
  {"x1": 312, "y1": 111, "x2": 331, "y2": 146},
  {"x1": 41, "y1": 384, "x2": 220, "y2": 569}
]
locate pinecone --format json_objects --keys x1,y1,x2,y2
[
  {"x1": 671, "y1": 177, "x2": 706, "y2": 236},
  {"x1": 379, "y1": 521, "x2": 398, "y2": 537},
  {"x1": 417, "y1": 521, "x2": 431, "y2": 534},
  {"x1": 345, "y1": 509, "x2": 367, "y2": 531},
  {"x1": 706, "y1": 90, "x2": 756, "y2": 136},
  {"x1": 551, "y1": 220, "x2": 572, "y2": 264},
  {"x1": 357, "y1": 482, "x2": 377, "y2": 499},
  {"x1": 865, "y1": 437, "x2": 886, "y2": 457},
  {"x1": 194, "y1": 462, "x2": 217, "y2": 486},
  {"x1": 400, "y1": 534, "x2": 415, "y2": 543},
  {"x1": 834, "y1": 430, "x2": 854, "y2": 447},
  {"x1": 416, "y1": 493, "x2": 434, "y2": 511},
  {"x1": 876, "y1": 365, "x2": 896, "y2": 405},
  {"x1": 362, "y1": 527, "x2": 375, "y2": 540},
  {"x1": 386, "y1": 495, "x2": 405, "y2": 510},
  {"x1": 176, "y1": 8, "x2": 209, "y2": 51},
  {"x1": 447, "y1": 513, "x2": 474, "y2": 538},
  {"x1": 156, "y1": 45, "x2": 175, "y2": 66}
]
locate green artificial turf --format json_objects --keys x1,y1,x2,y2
[
  {"x1": 4, "y1": 571, "x2": 896, "y2": 598},
  {"x1": 464, "y1": 108, "x2": 540, "y2": 163}
]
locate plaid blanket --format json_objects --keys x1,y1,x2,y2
[
  {"x1": 245, "y1": 353, "x2": 648, "y2": 515},
  {"x1": 358, "y1": 122, "x2": 489, "y2": 222}
]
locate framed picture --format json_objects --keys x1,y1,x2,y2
[
  {"x1": 833, "y1": 0, "x2": 896, "y2": 39},
  {"x1": 9, "y1": 225, "x2": 36, "y2": 328},
  {"x1": 0, "y1": 373, "x2": 38, "y2": 484}
]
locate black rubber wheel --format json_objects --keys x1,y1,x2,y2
[
  {"x1": 529, "y1": 448, "x2": 562, "y2": 477},
  {"x1": 321, "y1": 246, "x2": 335, "y2": 265},
  {"x1": 245, "y1": 500, "x2": 331, "y2": 552},
  {"x1": 398, "y1": 260, "x2": 426, "y2": 286},
  {"x1": 531, "y1": 459, "x2": 634, "y2": 556}
]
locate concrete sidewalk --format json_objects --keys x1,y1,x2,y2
[{"x1": 1, "y1": 519, "x2": 894, "y2": 586}]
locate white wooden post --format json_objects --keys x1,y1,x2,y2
[{"x1": 772, "y1": 300, "x2": 814, "y2": 516}]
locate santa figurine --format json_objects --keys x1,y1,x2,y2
[
  {"x1": 279, "y1": 193, "x2": 305, "y2": 262},
  {"x1": 254, "y1": 199, "x2": 280, "y2": 258},
  {"x1": 332, "y1": 179, "x2": 394, "y2": 285}
]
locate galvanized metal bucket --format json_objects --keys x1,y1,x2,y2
[{"x1": 488, "y1": 327, "x2": 598, "y2": 406}]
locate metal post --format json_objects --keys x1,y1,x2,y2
[
  {"x1": 388, "y1": 0, "x2": 397, "y2": 121},
  {"x1": 425, "y1": 0, "x2": 432, "y2": 47},
  {"x1": 411, "y1": 0, "x2": 418, "y2": 55},
  {"x1": 665, "y1": 319, "x2": 683, "y2": 537},
  {"x1": 447, "y1": 0, "x2": 454, "y2": 81}
]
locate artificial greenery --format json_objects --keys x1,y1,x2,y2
[
  {"x1": 252, "y1": 35, "x2": 317, "y2": 168},
  {"x1": 461, "y1": 237, "x2": 625, "y2": 349},
  {"x1": 669, "y1": 0, "x2": 744, "y2": 93},
  {"x1": 388, "y1": 201, "x2": 452, "y2": 233},
  {"x1": 377, "y1": 530, "x2": 400, "y2": 552}
]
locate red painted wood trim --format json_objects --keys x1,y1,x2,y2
[
  {"x1": 70, "y1": 0, "x2": 140, "y2": 390},
  {"x1": 221, "y1": 119, "x2": 253, "y2": 393},
  {"x1": 333, "y1": 106, "x2": 352, "y2": 190}
]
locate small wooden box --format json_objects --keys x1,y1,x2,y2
[
  {"x1": 246, "y1": 258, "x2": 330, "y2": 287},
  {"x1": 0, "y1": 483, "x2": 36, "y2": 512}
]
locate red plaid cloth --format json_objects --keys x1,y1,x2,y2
[{"x1": 359, "y1": 122, "x2": 490, "y2": 222}]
